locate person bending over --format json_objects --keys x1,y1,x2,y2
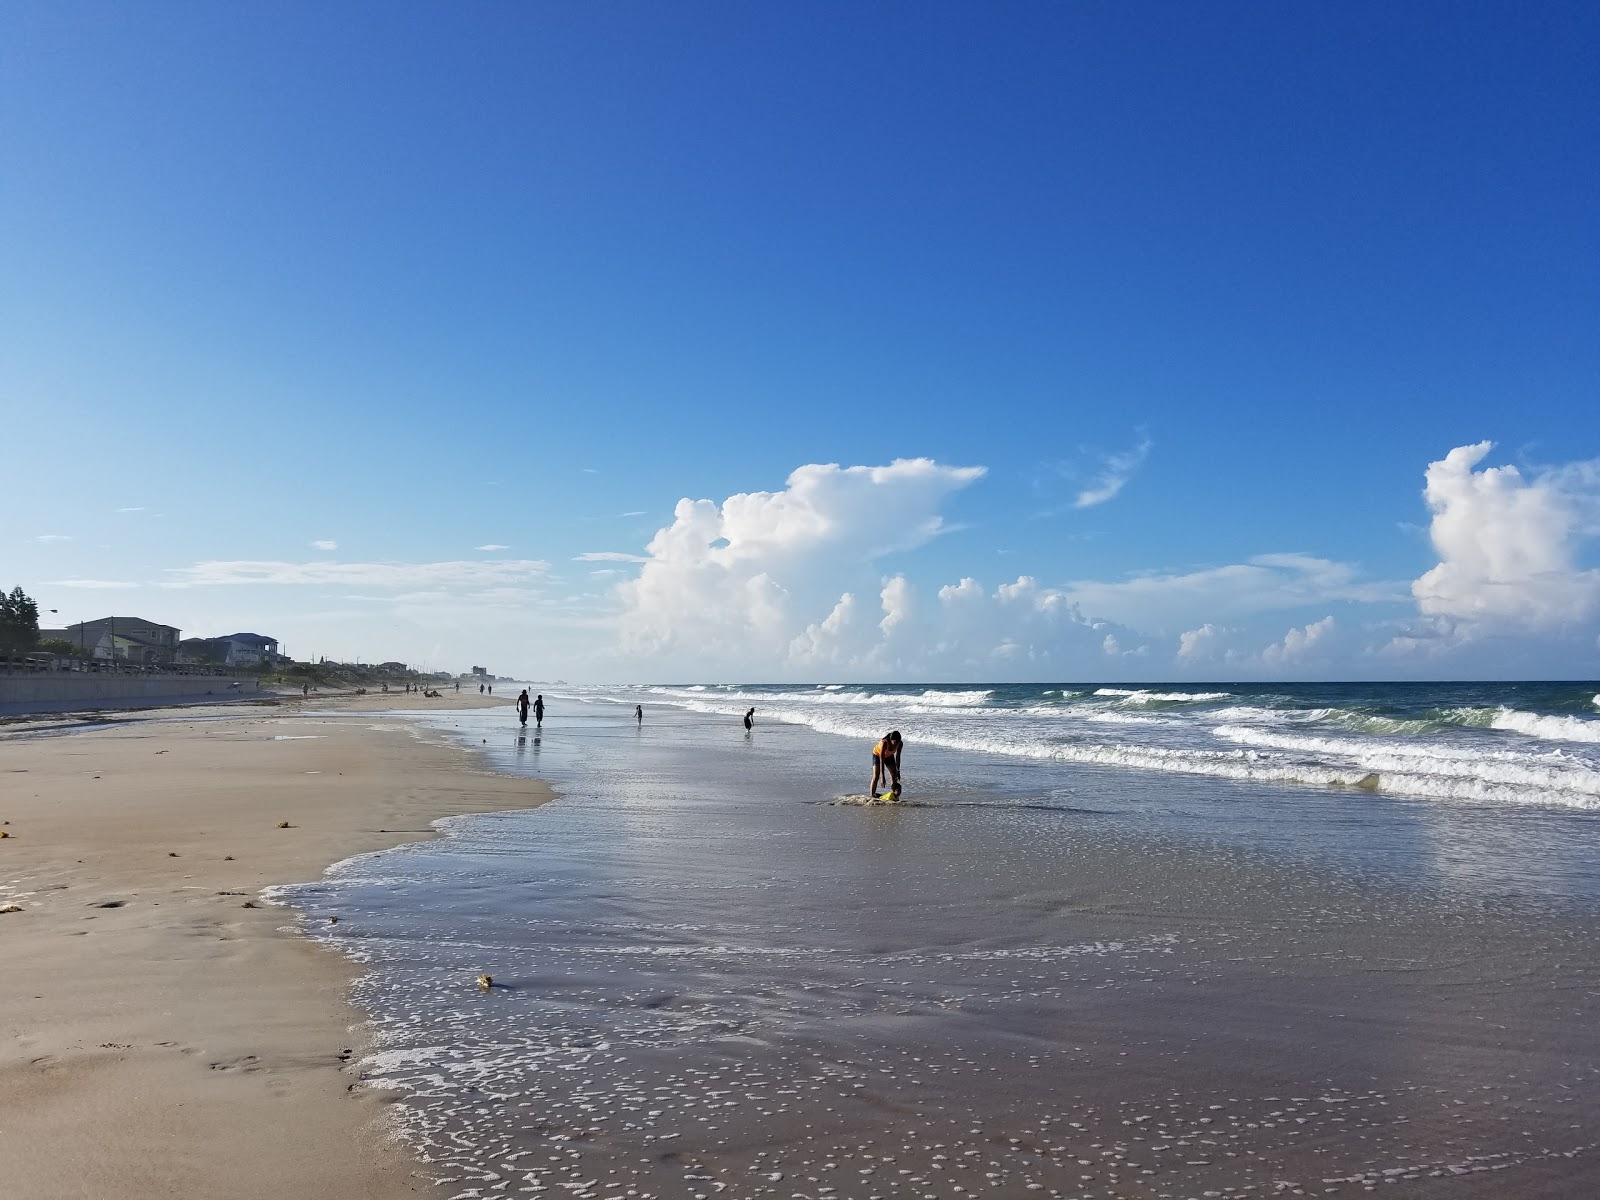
[{"x1": 870, "y1": 731, "x2": 903, "y2": 799}]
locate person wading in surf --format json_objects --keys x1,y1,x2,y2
[
  {"x1": 517, "y1": 689, "x2": 530, "y2": 726},
  {"x1": 870, "y1": 731, "x2": 903, "y2": 799}
]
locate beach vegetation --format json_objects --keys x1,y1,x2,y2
[
  {"x1": 0, "y1": 586, "x2": 41, "y2": 654},
  {"x1": 37, "y1": 637, "x2": 93, "y2": 659}
]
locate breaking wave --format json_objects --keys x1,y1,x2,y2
[{"x1": 601, "y1": 680, "x2": 1600, "y2": 813}]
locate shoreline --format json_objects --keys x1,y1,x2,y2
[
  {"x1": 298, "y1": 694, "x2": 1600, "y2": 1198},
  {"x1": 1, "y1": 692, "x2": 547, "y2": 1200}
]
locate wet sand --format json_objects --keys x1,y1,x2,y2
[
  {"x1": 0, "y1": 692, "x2": 546, "y2": 1200},
  {"x1": 288, "y1": 701, "x2": 1600, "y2": 1200}
]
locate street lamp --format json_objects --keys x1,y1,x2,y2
[{"x1": 48, "y1": 608, "x2": 88, "y2": 672}]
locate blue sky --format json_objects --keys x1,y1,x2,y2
[{"x1": 4, "y1": 2, "x2": 1597, "y2": 680}]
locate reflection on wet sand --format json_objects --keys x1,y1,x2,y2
[{"x1": 282, "y1": 703, "x2": 1600, "y2": 1199}]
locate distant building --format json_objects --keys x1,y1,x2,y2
[
  {"x1": 376, "y1": 661, "x2": 408, "y2": 673},
  {"x1": 471, "y1": 665, "x2": 488, "y2": 677},
  {"x1": 177, "y1": 632, "x2": 280, "y2": 668},
  {"x1": 43, "y1": 617, "x2": 180, "y2": 665}
]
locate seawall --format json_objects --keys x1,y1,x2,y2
[{"x1": 0, "y1": 672, "x2": 268, "y2": 716}]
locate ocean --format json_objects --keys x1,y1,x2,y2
[{"x1": 274, "y1": 681, "x2": 1600, "y2": 1198}]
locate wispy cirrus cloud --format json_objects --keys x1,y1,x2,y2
[
  {"x1": 33, "y1": 533, "x2": 72, "y2": 543},
  {"x1": 1073, "y1": 433, "x2": 1153, "y2": 508},
  {"x1": 115, "y1": 506, "x2": 145, "y2": 513},
  {"x1": 577, "y1": 551, "x2": 649, "y2": 563},
  {"x1": 49, "y1": 578, "x2": 140, "y2": 589},
  {"x1": 311, "y1": 539, "x2": 338, "y2": 551},
  {"x1": 476, "y1": 543, "x2": 510, "y2": 551},
  {"x1": 163, "y1": 559, "x2": 550, "y2": 589}
]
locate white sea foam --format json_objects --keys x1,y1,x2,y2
[
  {"x1": 600, "y1": 684, "x2": 1600, "y2": 811},
  {"x1": 1211, "y1": 725, "x2": 1600, "y2": 797},
  {"x1": 906, "y1": 689, "x2": 995, "y2": 706},
  {"x1": 1210, "y1": 704, "x2": 1326, "y2": 726},
  {"x1": 1489, "y1": 708, "x2": 1600, "y2": 744},
  {"x1": 1094, "y1": 688, "x2": 1232, "y2": 703}
]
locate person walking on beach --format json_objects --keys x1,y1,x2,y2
[
  {"x1": 870, "y1": 731, "x2": 903, "y2": 799},
  {"x1": 479, "y1": 683, "x2": 484, "y2": 694},
  {"x1": 517, "y1": 689, "x2": 530, "y2": 726},
  {"x1": 635, "y1": 704, "x2": 643, "y2": 724},
  {"x1": 744, "y1": 707, "x2": 755, "y2": 732},
  {"x1": 534, "y1": 694, "x2": 545, "y2": 726}
]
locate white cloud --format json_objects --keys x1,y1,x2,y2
[
  {"x1": 163, "y1": 559, "x2": 550, "y2": 588},
  {"x1": 1074, "y1": 433, "x2": 1152, "y2": 508},
  {"x1": 48, "y1": 579, "x2": 140, "y2": 589},
  {"x1": 1176, "y1": 623, "x2": 1229, "y2": 662},
  {"x1": 311, "y1": 539, "x2": 338, "y2": 551},
  {"x1": 596, "y1": 457, "x2": 1424, "y2": 677},
  {"x1": 615, "y1": 459, "x2": 985, "y2": 668},
  {"x1": 1262, "y1": 615, "x2": 1337, "y2": 666},
  {"x1": 476, "y1": 544, "x2": 510, "y2": 551},
  {"x1": 1060, "y1": 553, "x2": 1400, "y2": 631},
  {"x1": 1412, "y1": 442, "x2": 1600, "y2": 630},
  {"x1": 577, "y1": 551, "x2": 649, "y2": 563},
  {"x1": 621, "y1": 511, "x2": 646, "y2": 517},
  {"x1": 114, "y1": 506, "x2": 145, "y2": 513},
  {"x1": 33, "y1": 534, "x2": 72, "y2": 543}
]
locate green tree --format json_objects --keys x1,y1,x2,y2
[
  {"x1": 0, "y1": 586, "x2": 41, "y2": 654},
  {"x1": 38, "y1": 637, "x2": 90, "y2": 659}
]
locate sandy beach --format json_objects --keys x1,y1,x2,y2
[
  {"x1": 8, "y1": 687, "x2": 1600, "y2": 1199},
  {"x1": 0, "y1": 692, "x2": 545, "y2": 1200}
]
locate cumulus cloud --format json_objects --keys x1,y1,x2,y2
[
  {"x1": 615, "y1": 459, "x2": 986, "y2": 668},
  {"x1": 311, "y1": 539, "x2": 338, "y2": 551},
  {"x1": 1262, "y1": 615, "x2": 1337, "y2": 666},
  {"x1": 1412, "y1": 442, "x2": 1600, "y2": 630},
  {"x1": 558, "y1": 443, "x2": 1600, "y2": 679},
  {"x1": 1074, "y1": 433, "x2": 1153, "y2": 508},
  {"x1": 596, "y1": 458, "x2": 1426, "y2": 677},
  {"x1": 1176, "y1": 623, "x2": 1231, "y2": 663},
  {"x1": 164, "y1": 559, "x2": 550, "y2": 588}
]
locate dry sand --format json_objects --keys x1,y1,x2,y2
[{"x1": 0, "y1": 693, "x2": 545, "y2": 1200}]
